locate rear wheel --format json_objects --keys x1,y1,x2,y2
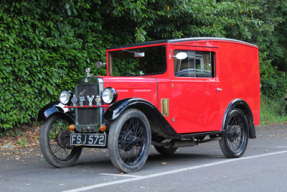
[
  {"x1": 40, "y1": 115, "x2": 82, "y2": 167},
  {"x1": 219, "y1": 109, "x2": 248, "y2": 158},
  {"x1": 108, "y1": 109, "x2": 151, "y2": 173}
]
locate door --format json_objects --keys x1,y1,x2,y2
[{"x1": 170, "y1": 47, "x2": 221, "y2": 134}]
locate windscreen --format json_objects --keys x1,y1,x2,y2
[{"x1": 109, "y1": 46, "x2": 166, "y2": 76}]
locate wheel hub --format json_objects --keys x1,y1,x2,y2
[
  {"x1": 121, "y1": 131, "x2": 139, "y2": 151},
  {"x1": 227, "y1": 126, "x2": 240, "y2": 142},
  {"x1": 55, "y1": 130, "x2": 70, "y2": 148}
]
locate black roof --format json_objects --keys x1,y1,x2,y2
[{"x1": 107, "y1": 37, "x2": 257, "y2": 50}]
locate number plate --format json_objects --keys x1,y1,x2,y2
[{"x1": 70, "y1": 133, "x2": 106, "y2": 147}]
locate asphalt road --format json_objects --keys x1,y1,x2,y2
[{"x1": 1, "y1": 124, "x2": 287, "y2": 192}]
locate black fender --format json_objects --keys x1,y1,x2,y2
[
  {"x1": 104, "y1": 98, "x2": 181, "y2": 139},
  {"x1": 222, "y1": 99, "x2": 256, "y2": 139},
  {"x1": 38, "y1": 101, "x2": 74, "y2": 122}
]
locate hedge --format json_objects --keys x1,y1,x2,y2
[
  {"x1": 1, "y1": 0, "x2": 286, "y2": 134},
  {"x1": 0, "y1": 0, "x2": 108, "y2": 133}
]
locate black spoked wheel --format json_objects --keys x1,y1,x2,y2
[
  {"x1": 219, "y1": 109, "x2": 248, "y2": 158},
  {"x1": 40, "y1": 115, "x2": 82, "y2": 167},
  {"x1": 108, "y1": 109, "x2": 151, "y2": 173},
  {"x1": 154, "y1": 139, "x2": 178, "y2": 156}
]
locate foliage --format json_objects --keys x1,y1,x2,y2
[
  {"x1": 260, "y1": 94, "x2": 287, "y2": 125},
  {"x1": 254, "y1": 0, "x2": 287, "y2": 102},
  {"x1": 0, "y1": 0, "x2": 287, "y2": 133},
  {"x1": 261, "y1": 73, "x2": 286, "y2": 99},
  {"x1": 17, "y1": 136, "x2": 28, "y2": 147},
  {"x1": 0, "y1": 0, "x2": 108, "y2": 133}
]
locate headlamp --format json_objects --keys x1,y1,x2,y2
[
  {"x1": 102, "y1": 87, "x2": 117, "y2": 104},
  {"x1": 59, "y1": 90, "x2": 72, "y2": 105}
]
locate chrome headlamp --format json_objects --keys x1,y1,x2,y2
[
  {"x1": 59, "y1": 90, "x2": 72, "y2": 105},
  {"x1": 102, "y1": 87, "x2": 117, "y2": 104}
]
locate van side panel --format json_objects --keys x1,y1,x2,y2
[{"x1": 218, "y1": 41, "x2": 260, "y2": 125}]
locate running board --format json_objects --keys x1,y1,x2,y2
[
  {"x1": 151, "y1": 137, "x2": 222, "y2": 148},
  {"x1": 180, "y1": 131, "x2": 225, "y2": 139}
]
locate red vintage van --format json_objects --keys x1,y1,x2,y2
[{"x1": 38, "y1": 37, "x2": 260, "y2": 173}]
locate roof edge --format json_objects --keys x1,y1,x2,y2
[
  {"x1": 167, "y1": 37, "x2": 257, "y2": 47},
  {"x1": 107, "y1": 37, "x2": 257, "y2": 50}
]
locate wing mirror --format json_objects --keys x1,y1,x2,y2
[
  {"x1": 95, "y1": 61, "x2": 106, "y2": 68},
  {"x1": 134, "y1": 52, "x2": 145, "y2": 57},
  {"x1": 169, "y1": 52, "x2": 188, "y2": 60},
  {"x1": 175, "y1": 52, "x2": 187, "y2": 60}
]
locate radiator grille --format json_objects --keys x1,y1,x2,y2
[{"x1": 76, "y1": 84, "x2": 98, "y2": 125}]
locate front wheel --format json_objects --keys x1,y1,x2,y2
[
  {"x1": 108, "y1": 109, "x2": 151, "y2": 173},
  {"x1": 40, "y1": 114, "x2": 82, "y2": 168},
  {"x1": 219, "y1": 109, "x2": 248, "y2": 158}
]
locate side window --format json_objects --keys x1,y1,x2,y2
[{"x1": 174, "y1": 50, "x2": 215, "y2": 78}]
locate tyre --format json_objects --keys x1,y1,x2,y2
[
  {"x1": 154, "y1": 139, "x2": 178, "y2": 156},
  {"x1": 219, "y1": 109, "x2": 248, "y2": 158},
  {"x1": 108, "y1": 109, "x2": 151, "y2": 173},
  {"x1": 40, "y1": 114, "x2": 82, "y2": 168}
]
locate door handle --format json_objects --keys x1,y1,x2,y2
[{"x1": 217, "y1": 88, "x2": 223, "y2": 92}]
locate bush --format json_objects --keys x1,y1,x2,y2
[
  {"x1": 261, "y1": 73, "x2": 287, "y2": 99},
  {"x1": 1, "y1": 0, "x2": 287, "y2": 134},
  {"x1": 0, "y1": 0, "x2": 108, "y2": 134},
  {"x1": 260, "y1": 94, "x2": 287, "y2": 124}
]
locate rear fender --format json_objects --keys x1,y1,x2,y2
[
  {"x1": 223, "y1": 99, "x2": 256, "y2": 139},
  {"x1": 104, "y1": 98, "x2": 181, "y2": 139}
]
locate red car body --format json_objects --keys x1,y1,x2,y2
[{"x1": 38, "y1": 37, "x2": 260, "y2": 172}]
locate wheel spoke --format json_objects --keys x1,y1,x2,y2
[
  {"x1": 225, "y1": 112, "x2": 248, "y2": 154},
  {"x1": 47, "y1": 118, "x2": 74, "y2": 160},
  {"x1": 119, "y1": 140, "x2": 136, "y2": 152},
  {"x1": 136, "y1": 126, "x2": 144, "y2": 137},
  {"x1": 117, "y1": 117, "x2": 147, "y2": 166}
]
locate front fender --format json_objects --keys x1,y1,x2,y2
[
  {"x1": 104, "y1": 98, "x2": 181, "y2": 139},
  {"x1": 38, "y1": 101, "x2": 73, "y2": 122},
  {"x1": 104, "y1": 98, "x2": 154, "y2": 120}
]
